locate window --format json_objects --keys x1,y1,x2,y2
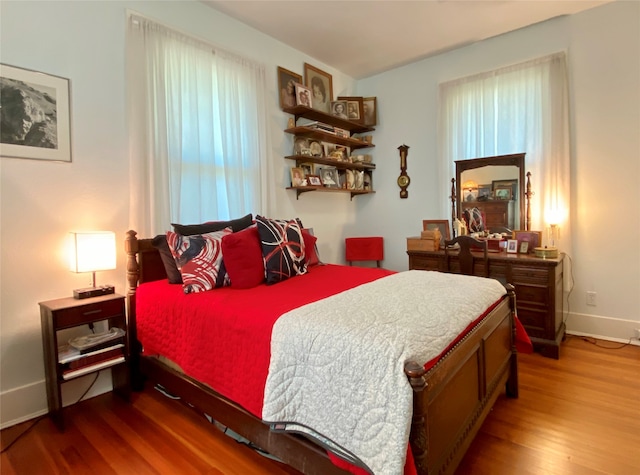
[{"x1": 127, "y1": 14, "x2": 268, "y2": 235}]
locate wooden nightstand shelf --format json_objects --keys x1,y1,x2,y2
[{"x1": 39, "y1": 293, "x2": 130, "y2": 430}]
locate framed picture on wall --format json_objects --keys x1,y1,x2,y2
[
  {"x1": 0, "y1": 64, "x2": 72, "y2": 162},
  {"x1": 363, "y1": 96, "x2": 377, "y2": 126},
  {"x1": 304, "y1": 63, "x2": 332, "y2": 114},
  {"x1": 277, "y1": 66, "x2": 302, "y2": 109}
]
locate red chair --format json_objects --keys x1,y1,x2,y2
[{"x1": 345, "y1": 237, "x2": 384, "y2": 268}]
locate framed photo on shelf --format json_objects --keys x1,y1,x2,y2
[
  {"x1": 290, "y1": 167, "x2": 305, "y2": 187},
  {"x1": 277, "y1": 66, "x2": 302, "y2": 110},
  {"x1": 338, "y1": 96, "x2": 364, "y2": 124},
  {"x1": 422, "y1": 219, "x2": 451, "y2": 248},
  {"x1": 330, "y1": 100, "x2": 348, "y2": 119},
  {"x1": 363, "y1": 96, "x2": 377, "y2": 126},
  {"x1": 307, "y1": 175, "x2": 322, "y2": 187},
  {"x1": 299, "y1": 162, "x2": 314, "y2": 176},
  {"x1": 293, "y1": 137, "x2": 309, "y2": 156},
  {"x1": 294, "y1": 83, "x2": 312, "y2": 108},
  {"x1": 513, "y1": 230, "x2": 542, "y2": 254},
  {"x1": 319, "y1": 167, "x2": 340, "y2": 189},
  {"x1": 507, "y1": 239, "x2": 518, "y2": 254},
  {"x1": 519, "y1": 241, "x2": 529, "y2": 254},
  {"x1": 0, "y1": 64, "x2": 72, "y2": 162},
  {"x1": 304, "y1": 63, "x2": 332, "y2": 114}
]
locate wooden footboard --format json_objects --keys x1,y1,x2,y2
[{"x1": 125, "y1": 230, "x2": 518, "y2": 475}]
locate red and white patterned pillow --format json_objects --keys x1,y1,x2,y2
[
  {"x1": 255, "y1": 216, "x2": 307, "y2": 284},
  {"x1": 166, "y1": 228, "x2": 232, "y2": 293}
]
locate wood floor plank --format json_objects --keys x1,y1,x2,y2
[{"x1": 2, "y1": 336, "x2": 638, "y2": 474}]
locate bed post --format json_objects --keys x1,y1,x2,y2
[
  {"x1": 505, "y1": 284, "x2": 519, "y2": 398},
  {"x1": 405, "y1": 361, "x2": 428, "y2": 475},
  {"x1": 125, "y1": 230, "x2": 144, "y2": 391}
]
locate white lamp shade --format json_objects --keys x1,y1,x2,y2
[{"x1": 69, "y1": 231, "x2": 116, "y2": 273}]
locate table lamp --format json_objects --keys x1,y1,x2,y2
[{"x1": 69, "y1": 231, "x2": 116, "y2": 299}]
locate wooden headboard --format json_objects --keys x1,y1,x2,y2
[{"x1": 125, "y1": 230, "x2": 167, "y2": 295}]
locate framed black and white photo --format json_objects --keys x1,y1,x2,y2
[
  {"x1": 507, "y1": 239, "x2": 518, "y2": 254},
  {"x1": 294, "y1": 83, "x2": 312, "y2": 108},
  {"x1": 363, "y1": 96, "x2": 377, "y2": 126},
  {"x1": 338, "y1": 96, "x2": 364, "y2": 124},
  {"x1": 0, "y1": 64, "x2": 72, "y2": 162},
  {"x1": 304, "y1": 63, "x2": 332, "y2": 114},
  {"x1": 277, "y1": 66, "x2": 302, "y2": 110}
]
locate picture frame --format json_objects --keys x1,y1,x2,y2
[
  {"x1": 290, "y1": 167, "x2": 305, "y2": 187},
  {"x1": 337, "y1": 96, "x2": 364, "y2": 124},
  {"x1": 507, "y1": 239, "x2": 518, "y2": 254},
  {"x1": 330, "y1": 100, "x2": 348, "y2": 119},
  {"x1": 277, "y1": 66, "x2": 302, "y2": 110},
  {"x1": 363, "y1": 96, "x2": 377, "y2": 126},
  {"x1": 477, "y1": 184, "x2": 492, "y2": 200},
  {"x1": 422, "y1": 219, "x2": 451, "y2": 248},
  {"x1": 308, "y1": 140, "x2": 323, "y2": 157},
  {"x1": 304, "y1": 63, "x2": 332, "y2": 114},
  {"x1": 494, "y1": 186, "x2": 513, "y2": 200},
  {"x1": 306, "y1": 175, "x2": 322, "y2": 187},
  {"x1": 519, "y1": 241, "x2": 529, "y2": 254},
  {"x1": 294, "y1": 82, "x2": 312, "y2": 108},
  {"x1": 492, "y1": 179, "x2": 518, "y2": 201},
  {"x1": 299, "y1": 162, "x2": 314, "y2": 176},
  {"x1": 293, "y1": 137, "x2": 309, "y2": 155},
  {"x1": 513, "y1": 230, "x2": 542, "y2": 254},
  {"x1": 0, "y1": 64, "x2": 72, "y2": 162},
  {"x1": 319, "y1": 167, "x2": 340, "y2": 189}
]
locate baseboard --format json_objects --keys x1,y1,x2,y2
[
  {"x1": 1, "y1": 371, "x2": 114, "y2": 429},
  {"x1": 565, "y1": 311, "x2": 640, "y2": 346}
]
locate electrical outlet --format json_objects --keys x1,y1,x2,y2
[{"x1": 586, "y1": 291, "x2": 597, "y2": 306}]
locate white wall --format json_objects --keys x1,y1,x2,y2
[
  {"x1": 0, "y1": 0, "x2": 357, "y2": 428},
  {"x1": 1, "y1": 0, "x2": 638, "y2": 428},
  {"x1": 355, "y1": 1, "x2": 640, "y2": 341}
]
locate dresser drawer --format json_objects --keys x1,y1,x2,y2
[
  {"x1": 409, "y1": 255, "x2": 441, "y2": 271},
  {"x1": 514, "y1": 284, "x2": 548, "y2": 305},
  {"x1": 511, "y1": 266, "x2": 549, "y2": 285},
  {"x1": 53, "y1": 298, "x2": 124, "y2": 328}
]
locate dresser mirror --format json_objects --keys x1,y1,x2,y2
[{"x1": 452, "y1": 153, "x2": 529, "y2": 234}]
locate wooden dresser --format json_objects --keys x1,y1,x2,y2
[{"x1": 408, "y1": 249, "x2": 564, "y2": 358}]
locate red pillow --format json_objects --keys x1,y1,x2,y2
[
  {"x1": 221, "y1": 225, "x2": 265, "y2": 289},
  {"x1": 302, "y1": 229, "x2": 319, "y2": 266}
]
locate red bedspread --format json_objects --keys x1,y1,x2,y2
[{"x1": 136, "y1": 264, "x2": 394, "y2": 417}]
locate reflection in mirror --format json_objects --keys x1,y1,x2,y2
[{"x1": 451, "y1": 153, "x2": 528, "y2": 235}]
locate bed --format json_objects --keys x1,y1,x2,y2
[{"x1": 124, "y1": 226, "x2": 520, "y2": 475}]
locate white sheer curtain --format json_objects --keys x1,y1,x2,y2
[
  {"x1": 126, "y1": 12, "x2": 268, "y2": 236},
  {"x1": 438, "y1": 52, "x2": 571, "y2": 253}
]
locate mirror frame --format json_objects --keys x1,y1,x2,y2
[{"x1": 452, "y1": 153, "x2": 527, "y2": 233}]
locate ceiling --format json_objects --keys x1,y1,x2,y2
[{"x1": 202, "y1": 0, "x2": 612, "y2": 79}]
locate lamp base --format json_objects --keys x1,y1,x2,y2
[{"x1": 73, "y1": 284, "x2": 115, "y2": 299}]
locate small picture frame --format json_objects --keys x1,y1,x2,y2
[
  {"x1": 519, "y1": 241, "x2": 529, "y2": 254},
  {"x1": 319, "y1": 167, "x2": 340, "y2": 189},
  {"x1": 330, "y1": 100, "x2": 348, "y2": 119},
  {"x1": 290, "y1": 167, "x2": 305, "y2": 187},
  {"x1": 494, "y1": 186, "x2": 513, "y2": 200},
  {"x1": 507, "y1": 239, "x2": 518, "y2": 254},
  {"x1": 422, "y1": 219, "x2": 451, "y2": 248},
  {"x1": 294, "y1": 83, "x2": 312, "y2": 108},
  {"x1": 293, "y1": 137, "x2": 309, "y2": 155},
  {"x1": 338, "y1": 96, "x2": 364, "y2": 124},
  {"x1": 308, "y1": 140, "x2": 323, "y2": 157},
  {"x1": 513, "y1": 230, "x2": 542, "y2": 254},
  {"x1": 307, "y1": 175, "x2": 322, "y2": 187},
  {"x1": 277, "y1": 66, "x2": 302, "y2": 110},
  {"x1": 299, "y1": 162, "x2": 314, "y2": 176},
  {"x1": 363, "y1": 96, "x2": 377, "y2": 126}
]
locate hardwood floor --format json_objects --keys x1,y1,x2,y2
[{"x1": 2, "y1": 336, "x2": 639, "y2": 474}]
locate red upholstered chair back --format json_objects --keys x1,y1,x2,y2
[{"x1": 345, "y1": 237, "x2": 384, "y2": 268}]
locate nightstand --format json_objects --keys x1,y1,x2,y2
[{"x1": 39, "y1": 293, "x2": 130, "y2": 430}]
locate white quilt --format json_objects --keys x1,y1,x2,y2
[{"x1": 262, "y1": 270, "x2": 507, "y2": 475}]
